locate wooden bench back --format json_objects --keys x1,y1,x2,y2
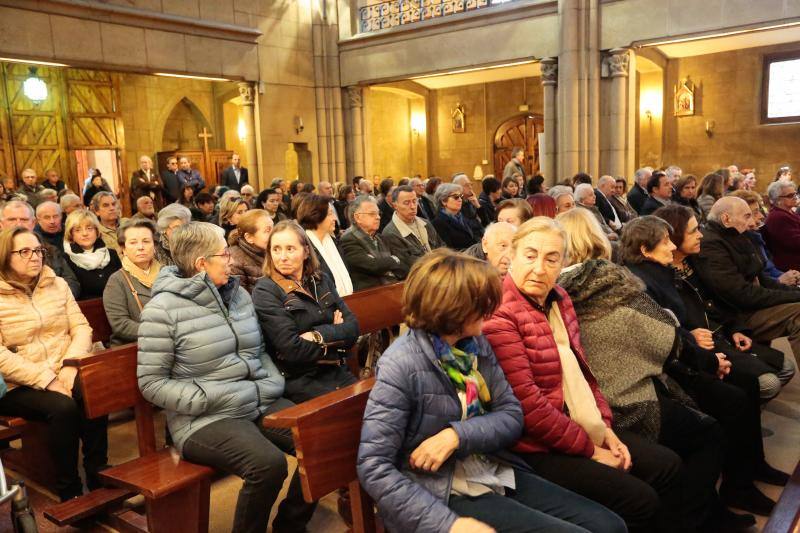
[
  {"x1": 64, "y1": 344, "x2": 156, "y2": 456},
  {"x1": 78, "y1": 298, "x2": 113, "y2": 345},
  {"x1": 343, "y1": 282, "x2": 404, "y2": 335}
]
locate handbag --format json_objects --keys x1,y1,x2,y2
[{"x1": 119, "y1": 270, "x2": 144, "y2": 312}]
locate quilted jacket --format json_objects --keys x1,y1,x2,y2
[
  {"x1": 0, "y1": 266, "x2": 92, "y2": 392},
  {"x1": 357, "y1": 328, "x2": 523, "y2": 533},
  {"x1": 483, "y1": 275, "x2": 613, "y2": 458},
  {"x1": 137, "y1": 266, "x2": 285, "y2": 454}
]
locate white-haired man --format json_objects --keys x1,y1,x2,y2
[
  {"x1": 595, "y1": 175, "x2": 622, "y2": 230},
  {"x1": 131, "y1": 155, "x2": 164, "y2": 212},
  {"x1": 627, "y1": 167, "x2": 652, "y2": 214},
  {"x1": 464, "y1": 221, "x2": 516, "y2": 277}
]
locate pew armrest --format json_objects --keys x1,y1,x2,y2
[
  {"x1": 63, "y1": 342, "x2": 138, "y2": 368},
  {"x1": 263, "y1": 377, "x2": 376, "y2": 429}
]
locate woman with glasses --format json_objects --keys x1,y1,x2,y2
[
  {"x1": 63, "y1": 210, "x2": 121, "y2": 300},
  {"x1": 432, "y1": 183, "x2": 481, "y2": 251},
  {"x1": 0, "y1": 227, "x2": 107, "y2": 501},
  {"x1": 763, "y1": 180, "x2": 800, "y2": 272},
  {"x1": 138, "y1": 222, "x2": 315, "y2": 533},
  {"x1": 252, "y1": 220, "x2": 359, "y2": 403}
]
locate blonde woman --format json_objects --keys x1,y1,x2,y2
[
  {"x1": 219, "y1": 196, "x2": 249, "y2": 239},
  {"x1": 228, "y1": 209, "x2": 273, "y2": 293},
  {"x1": 63, "y1": 210, "x2": 121, "y2": 300}
]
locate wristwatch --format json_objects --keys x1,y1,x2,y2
[{"x1": 311, "y1": 330, "x2": 324, "y2": 345}]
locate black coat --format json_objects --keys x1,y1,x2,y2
[
  {"x1": 382, "y1": 217, "x2": 445, "y2": 272},
  {"x1": 161, "y1": 170, "x2": 181, "y2": 204},
  {"x1": 460, "y1": 200, "x2": 488, "y2": 232},
  {"x1": 432, "y1": 211, "x2": 480, "y2": 251},
  {"x1": 695, "y1": 221, "x2": 800, "y2": 313},
  {"x1": 639, "y1": 196, "x2": 669, "y2": 216},
  {"x1": 378, "y1": 198, "x2": 394, "y2": 233},
  {"x1": 220, "y1": 166, "x2": 249, "y2": 191},
  {"x1": 478, "y1": 192, "x2": 497, "y2": 223},
  {"x1": 252, "y1": 273, "x2": 359, "y2": 379},
  {"x1": 627, "y1": 184, "x2": 648, "y2": 215},
  {"x1": 64, "y1": 245, "x2": 121, "y2": 300},
  {"x1": 417, "y1": 195, "x2": 437, "y2": 221},
  {"x1": 340, "y1": 226, "x2": 407, "y2": 291},
  {"x1": 334, "y1": 200, "x2": 351, "y2": 231},
  {"x1": 595, "y1": 190, "x2": 620, "y2": 226},
  {"x1": 625, "y1": 261, "x2": 688, "y2": 325}
]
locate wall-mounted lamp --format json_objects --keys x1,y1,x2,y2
[
  {"x1": 237, "y1": 118, "x2": 247, "y2": 142},
  {"x1": 639, "y1": 88, "x2": 662, "y2": 124},
  {"x1": 644, "y1": 109, "x2": 653, "y2": 121},
  {"x1": 705, "y1": 120, "x2": 715, "y2": 137},
  {"x1": 23, "y1": 67, "x2": 47, "y2": 103},
  {"x1": 410, "y1": 112, "x2": 426, "y2": 137},
  {"x1": 294, "y1": 116, "x2": 304, "y2": 134}
]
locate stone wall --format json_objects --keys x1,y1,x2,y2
[
  {"x1": 662, "y1": 43, "x2": 800, "y2": 188},
  {"x1": 365, "y1": 90, "x2": 416, "y2": 178}
]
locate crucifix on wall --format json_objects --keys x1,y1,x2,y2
[{"x1": 198, "y1": 127, "x2": 213, "y2": 181}]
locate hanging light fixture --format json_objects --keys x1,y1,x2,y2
[{"x1": 23, "y1": 67, "x2": 47, "y2": 103}]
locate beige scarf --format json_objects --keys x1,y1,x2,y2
[
  {"x1": 548, "y1": 304, "x2": 607, "y2": 446},
  {"x1": 121, "y1": 255, "x2": 162, "y2": 288}
]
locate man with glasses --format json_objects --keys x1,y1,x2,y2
[
  {"x1": 763, "y1": 180, "x2": 800, "y2": 272},
  {"x1": 382, "y1": 185, "x2": 444, "y2": 272},
  {"x1": 0, "y1": 200, "x2": 79, "y2": 297},
  {"x1": 341, "y1": 196, "x2": 407, "y2": 289}
]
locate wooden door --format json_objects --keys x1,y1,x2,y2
[
  {"x1": 493, "y1": 114, "x2": 543, "y2": 178},
  {"x1": 0, "y1": 72, "x2": 13, "y2": 184}
]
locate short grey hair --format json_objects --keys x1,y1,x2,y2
[
  {"x1": 548, "y1": 185, "x2": 574, "y2": 201},
  {"x1": 40, "y1": 188, "x2": 58, "y2": 199},
  {"x1": 1, "y1": 200, "x2": 34, "y2": 219},
  {"x1": 634, "y1": 167, "x2": 652, "y2": 185},
  {"x1": 767, "y1": 180, "x2": 794, "y2": 205},
  {"x1": 409, "y1": 177, "x2": 422, "y2": 187},
  {"x1": 90, "y1": 191, "x2": 116, "y2": 211},
  {"x1": 348, "y1": 195, "x2": 378, "y2": 224},
  {"x1": 170, "y1": 222, "x2": 226, "y2": 278},
  {"x1": 35, "y1": 201, "x2": 61, "y2": 216},
  {"x1": 573, "y1": 183, "x2": 595, "y2": 202},
  {"x1": 484, "y1": 221, "x2": 517, "y2": 240},
  {"x1": 452, "y1": 174, "x2": 469, "y2": 186},
  {"x1": 597, "y1": 175, "x2": 616, "y2": 188},
  {"x1": 156, "y1": 203, "x2": 192, "y2": 232},
  {"x1": 434, "y1": 183, "x2": 462, "y2": 208},
  {"x1": 708, "y1": 196, "x2": 748, "y2": 223},
  {"x1": 59, "y1": 193, "x2": 81, "y2": 211},
  {"x1": 241, "y1": 184, "x2": 255, "y2": 195},
  {"x1": 665, "y1": 165, "x2": 682, "y2": 178}
]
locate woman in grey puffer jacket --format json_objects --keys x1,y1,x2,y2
[{"x1": 137, "y1": 222, "x2": 315, "y2": 533}]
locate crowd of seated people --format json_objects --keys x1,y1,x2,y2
[{"x1": 0, "y1": 158, "x2": 797, "y2": 533}]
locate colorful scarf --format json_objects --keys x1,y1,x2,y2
[{"x1": 432, "y1": 335, "x2": 491, "y2": 418}]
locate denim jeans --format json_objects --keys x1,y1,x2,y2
[
  {"x1": 182, "y1": 398, "x2": 316, "y2": 533},
  {"x1": 448, "y1": 469, "x2": 627, "y2": 533}
]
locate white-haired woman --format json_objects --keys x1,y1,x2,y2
[
  {"x1": 154, "y1": 203, "x2": 192, "y2": 266},
  {"x1": 63, "y1": 210, "x2": 121, "y2": 300},
  {"x1": 432, "y1": 183, "x2": 481, "y2": 251}
]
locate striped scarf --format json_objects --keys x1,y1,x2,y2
[{"x1": 432, "y1": 335, "x2": 491, "y2": 419}]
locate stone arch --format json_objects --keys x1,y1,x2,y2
[
  {"x1": 492, "y1": 113, "x2": 543, "y2": 178},
  {"x1": 160, "y1": 97, "x2": 213, "y2": 151}
]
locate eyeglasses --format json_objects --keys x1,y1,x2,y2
[
  {"x1": 448, "y1": 194, "x2": 463, "y2": 201},
  {"x1": 206, "y1": 250, "x2": 231, "y2": 262},
  {"x1": 11, "y1": 247, "x2": 47, "y2": 259},
  {"x1": 779, "y1": 192, "x2": 799, "y2": 199}
]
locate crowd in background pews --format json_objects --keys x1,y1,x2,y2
[{"x1": 0, "y1": 151, "x2": 798, "y2": 533}]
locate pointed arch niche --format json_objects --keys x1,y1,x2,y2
[{"x1": 161, "y1": 97, "x2": 213, "y2": 151}]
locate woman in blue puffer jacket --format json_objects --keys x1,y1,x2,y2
[
  {"x1": 356, "y1": 249, "x2": 627, "y2": 533},
  {"x1": 137, "y1": 222, "x2": 315, "y2": 533}
]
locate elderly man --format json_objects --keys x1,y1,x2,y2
[
  {"x1": 130, "y1": 155, "x2": 164, "y2": 211},
  {"x1": 43, "y1": 168, "x2": 66, "y2": 192},
  {"x1": 377, "y1": 180, "x2": 396, "y2": 232},
  {"x1": 640, "y1": 171, "x2": 672, "y2": 216},
  {"x1": 176, "y1": 156, "x2": 205, "y2": 194},
  {"x1": 696, "y1": 196, "x2": 800, "y2": 370},
  {"x1": 35, "y1": 201, "x2": 64, "y2": 248},
  {"x1": 220, "y1": 153, "x2": 248, "y2": 191},
  {"x1": 762, "y1": 180, "x2": 800, "y2": 272},
  {"x1": 627, "y1": 167, "x2": 652, "y2": 214},
  {"x1": 357, "y1": 178, "x2": 374, "y2": 196},
  {"x1": 91, "y1": 192, "x2": 125, "y2": 252},
  {"x1": 59, "y1": 193, "x2": 82, "y2": 217},
  {"x1": 453, "y1": 173, "x2": 489, "y2": 229},
  {"x1": 341, "y1": 196, "x2": 407, "y2": 290},
  {"x1": 382, "y1": 185, "x2": 444, "y2": 272},
  {"x1": 595, "y1": 175, "x2": 623, "y2": 231},
  {"x1": 503, "y1": 147, "x2": 526, "y2": 179},
  {"x1": 574, "y1": 183, "x2": 617, "y2": 240},
  {"x1": 1, "y1": 200, "x2": 79, "y2": 297},
  {"x1": 19, "y1": 168, "x2": 44, "y2": 207},
  {"x1": 132, "y1": 196, "x2": 157, "y2": 221},
  {"x1": 664, "y1": 166, "x2": 682, "y2": 186},
  {"x1": 464, "y1": 221, "x2": 515, "y2": 277},
  {"x1": 410, "y1": 177, "x2": 436, "y2": 220},
  {"x1": 161, "y1": 156, "x2": 181, "y2": 204},
  {"x1": 240, "y1": 184, "x2": 255, "y2": 208},
  {"x1": 318, "y1": 181, "x2": 334, "y2": 199}
]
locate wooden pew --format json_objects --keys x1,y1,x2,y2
[
  {"x1": 262, "y1": 282, "x2": 407, "y2": 532},
  {"x1": 43, "y1": 344, "x2": 214, "y2": 532},
  {"x1": 763, "y1": 460, "x2": 800, "y2": 533},
  {"x1": 78, "y1": 297, "x2": 113, "y2": 345}
]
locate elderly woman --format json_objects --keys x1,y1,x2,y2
[
  {"x1": 154, "y1": 203, "x2": 192, "y2": 266},
  {"x1": 340, "y1": 195, "x2": 407, "y2": 291},
  {"x1": 495, "y1": 198, "x2": 533, "y2": 227},
  {"x1": 621, "y1": 215, "x2": 786, "y2": 517},
  {"x1": 432, "y1": 183, "x2": 480, "y2": 251},
  {"x1": 501, "y1": 176, "x2": 520, "y2": 199},
  {"x1": 0, "y1": 227, "x2": 106, "y2": 501},
  {"x1": 102, "y1": 219, "x2": 161, "y2": 346},
  {"x1": 63, "y1": 210, "x2": 121, "y2": 300},
  {"x1": 672, "y1": 175, "x2": 703, "y2": 221},
  {"x1": 554, "y1": 209, "x2": 752, "y2": 531},
  {"x1": 295, "y1": 194, "x2": 353, "y2": 296},
  {"x1": 358, "y1": 248, "x2": 626, "y2": 533},
  {"x1": 762, "y1": 180, "x2": 800, "y2": 272},
  {"x1": 574, "y1": 183, "x2": 618, "y2": 241},
  {"x1": 228, "y1": 209, "x2": 273, "y2": 293},
  {"x1": 219, "y1": 196, "x2": 249, "y2": 239},
  {"x1": 483, "y1": 217, "x2": 692, "y2": 533},
  {"x1": 252, "y1": 220, "x2": 359, "y2": 402},
  {"x1": 137, "y1": 222, "x2": 314, "y2": 533},
  {"x1": 549, "y1": 185, "x2": 576, "y2": 214}
]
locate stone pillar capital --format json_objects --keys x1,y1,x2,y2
[
  {"x1": 237, "y1": 82, "x2": 255, "y2": 106},
  {"x1": 540, "y1": 57, "x2": 558, "y2": 86},
  {"x1": 346, "y1": 86, "x2": 363, "y2": 108},
  {"x1": 603, "y1": 48, "x2": 630, "y2": 78}
]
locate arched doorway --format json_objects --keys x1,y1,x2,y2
[{"x1": 493, "y1": 114, "x2": 543, "y2": 178}]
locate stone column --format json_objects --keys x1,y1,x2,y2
[
  {"x1": 604, "y1": 48, "x2": 630, "y2": 178},
  {"x1": 237, "y1": 82, "x2": 259, "y2": 186},
  {"x1": 346, "y1": 86, "x2": 365, "y2": 178},
  {"x1": 540, "y1": 58, "x2": 557, "y2": 185},
  {"x1": 558, "y1": 0, "x2": 580, "y2": 177}
]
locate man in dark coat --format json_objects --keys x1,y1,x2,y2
[
  {"x1": 639, "y1": 171, "x2": 672, "y2": 216},
  {"x1": 43, "y1": 168, "x2": 66, "y2": 193},
  {"x1": 595, "y1": 175, "x2": 623, "y2": 231},
  {"x1": 627, "y1": 167, "x2": 651, "y2": 214},
  {"x1": 130, "y1": 155, "x2": 165, "y2": 212},
  {"x1": 161, "y1": 156, "x2": 181, "y2": 204},
  {"x1": 382, "y1": 186, "x2": 444, "y2": 272},
  {"x1": 220, "y1": 153, "x2": 249, "y2": 192},
  {"x1": 176, "y1": 156, "x2": 205, "y2": 194},
  {"x1": 341, "y1": 196, "x2": 407, "y2": 290}
]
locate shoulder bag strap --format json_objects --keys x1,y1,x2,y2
[{"x1": 120, "y1": 269, "x2": 144, "y2": 312}]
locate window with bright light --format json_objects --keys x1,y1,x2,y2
[{"x1": 763, "y1": 53, "x2": 800, "y2": 124}]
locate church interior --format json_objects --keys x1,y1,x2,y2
[{"x1": 0, "y1": 0, "x2": 800, "y2": 531}]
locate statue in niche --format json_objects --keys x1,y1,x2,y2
[
  {"x1": 674, "y1": 77, "x2": 695, "y2": 117},
  {"x1": 452, "y1": 102, "x2": 466, "y2": 133}
]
